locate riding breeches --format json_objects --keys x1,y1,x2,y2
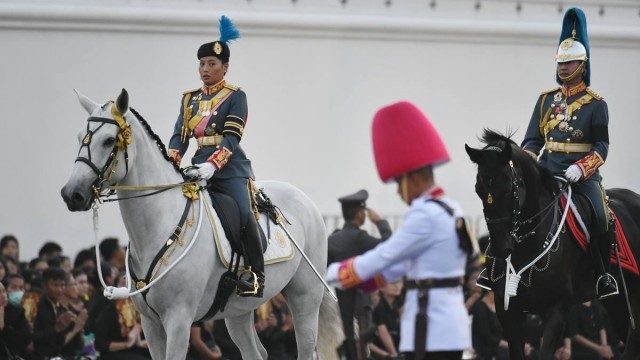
[
  {"x1": 572, "y1": 178, "x2": 609, "y2": 234},
  {"x1": 207, "y1": 177, "x2": 252, "y2": 226}
]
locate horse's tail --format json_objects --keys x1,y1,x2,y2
[{"x1": 316, "y1": 290, "x2": 343, "y2": 360}]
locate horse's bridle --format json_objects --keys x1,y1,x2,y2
[
  {"x1": 484, "y1": 160, "x2": 525, "y2": 234},
  {"x1": 74, "y1": 104, "x2": 131, "y2": 200}
]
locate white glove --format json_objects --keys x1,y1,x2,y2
[
  {"x1": 185, "y1": 162, "x2": 216, "y2": 180},
  {"x1": 564, "y1": 164, "x2": 583, "y2": 183},
  {"x1": 325, "y1": 263, "x2": 343, "y2": 290}
]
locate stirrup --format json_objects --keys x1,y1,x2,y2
[
  {"x1": 237, "y1": 267, "x2": 260, "y2": 297},
  {"x1": 475, "y1": 268, "x2": 492, "y2": 291},
  {"x1": 596, "y1": 274, "x2": 619, "y2": 299}
]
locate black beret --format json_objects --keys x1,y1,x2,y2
[{"x1": 197, "y1": 41, "x2": 230, "y2": 62}]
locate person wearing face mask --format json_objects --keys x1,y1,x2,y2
[
  {"x1": 3, "y1": 274, "x2": 25, "y2": 307},
  {"x1": 0, "y1": 281, "x2": 31, "y2": 359},
  {"x1": 167, "y1": 15, "x2": 263, "y2": 298}
]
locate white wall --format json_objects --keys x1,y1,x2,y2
[{"x1": 1, "y1": 0, "x2": 639, "y2": 261}]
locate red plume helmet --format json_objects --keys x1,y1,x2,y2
[{"x1": 372, "y1": 101, "x2": 449, "y2": 182}]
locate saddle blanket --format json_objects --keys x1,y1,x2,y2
[
  {"x1": 204, "y1": 200, "x2": 295, "y2": 268},
  {"x1": 561, "y1": 195, "x2": 639, "y2": 276}
]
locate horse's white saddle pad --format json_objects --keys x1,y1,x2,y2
[{"x1": 207, "y1": 203, "x2": 295, "y2": 267}]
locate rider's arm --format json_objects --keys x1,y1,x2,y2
[
  {"x1": 168, "y1": 94, "x2": 192, "y2": 163},
  {"x1": 521, "y1": 94, "x2": 546, "y2": 157},
  {"x1": 574, "y1": 100, "x2": 609, "y2": 180}
]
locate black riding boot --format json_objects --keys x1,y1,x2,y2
[
  {"x1": 593, "y1": 231, "x2": 618, "y2": 299},
  {"x1": 237, "y1": 216, "x2": 265, "y2": 298}
]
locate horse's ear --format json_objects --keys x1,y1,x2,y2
[
  {"x1": 465, "y1": 144, "x2": 483, "y2": 164},
  {"x1": 115, "y1": 88, "x2": 129, "y2": 115},
  {"x1": 74, "y1": 89, "x2": 99, "y2": 115}
]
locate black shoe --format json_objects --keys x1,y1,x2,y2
[
  {"x1": 476, "y1": 269, "x2": 492, "y2": 291},
  {"x1": 596, "y1": 274, "x2": 619, "y2": 299},
  {"x1": 237, "y1": 267, "x2": 264, "y2": 298}
]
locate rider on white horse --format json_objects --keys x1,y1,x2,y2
[{"x1": 167, "y1": 16, "x2": 264, "y2": 298}]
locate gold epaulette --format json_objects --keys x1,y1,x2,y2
[
  {"x1": 586, "y1": 88, "x2": 603, "y2": 100},
  {"x1": 182, "y1": 87, "x2": 200, "y2": 95},
  {"x1": 540, "y1": 86, "x2": 561, "y2": 95},
  {"x1": 224, "y1": 83, "x2": 240, "y2": 91}
]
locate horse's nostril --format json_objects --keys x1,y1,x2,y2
[{"x1": 71, "y1": 192, "x2": 85, "y2": 206}]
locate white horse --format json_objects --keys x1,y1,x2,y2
[{"x1": 61, "y1": 89, "x2": 340, "y2": 359}]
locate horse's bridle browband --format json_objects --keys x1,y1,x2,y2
[{"x1": 75, "y1": 116, "x2": 129, "y2": 199}]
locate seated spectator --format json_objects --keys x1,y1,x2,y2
[
  {"x1": 85, "y1": 262, "x2": 116, "y2": 336},
  {"x1": 188, "y1": 320, "x2": 222, "y2": 360},
  {"x1": 60, "y1": 256, "x2": 72, "y2": 274},
  {"x1": 3, "y1": 274, "x2": 25, "y2": 307},
  {"x1": 369, "y1": 280, "x2": 403, "y2": 359},
  {"x1": 470, "y1": 290, "x2": 509, "y2": 360},
  {"x1": 94, "y1": 273, "x2": 150, "y2": 360},
  {"x1": 74, "y1": 248, "x2": 97, "y2": 273},
  {"x1": 567, "y1": 300, "x2": 614, "y2": 360},
  {"x1": 21, "y1": 269, "x2": 41, "y2": 292},
  {"x1": 100, "y1": 237, "x2": 126, "y2": 271},
  {"x1": 0, "y1": 256, "x2": 19, "y2": 277},
  {"x1": 280, "y1": 307, "x2": 297, "y2": 359},
  {"x1": 72, "y1": 268, "x2": 91, "y2": 304},
  {"x1": 0, "y1": 281, "x2": 31, "y2": 359},
  {"x1": 0, "y1": 262, "x2": 5, "y2": 284},
  {"x1": 0, "y1": 235, "x2": 19, "y2": 262},
  {"x1": 28, "y1": 258, "x2": 48, "y2": 272},
  {"x1": 38, "y1": 242, "x2": 63, "y2": 261},
  {"x1": 213, "y1": 319, "x2": 241, "y2": 360},
  {"x1": 256, "y1": 309, "x2": 291, "y2": 360},
  {"x1": 32, "y1": 267, "x2": 85, "y2": 359}
]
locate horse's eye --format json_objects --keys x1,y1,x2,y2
[{"x1": 104, "y1": 137, "x2": 116, "y2": 147}]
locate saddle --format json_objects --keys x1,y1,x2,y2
[{"x1": 562, "y1": 192, "x2": 639, "y2": 276}]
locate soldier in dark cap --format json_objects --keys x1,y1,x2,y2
[
  {"x1": 328, "y1": 189, "x2": 392, "y2": 360},
  {"x1": 167, "y1": 16, "x2": 263, "y2": 298}
]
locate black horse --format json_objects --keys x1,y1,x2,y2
[{"x1": 465, "y1": 129, "x2": 640, "y2": 360}]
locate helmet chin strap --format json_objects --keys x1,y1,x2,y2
[
  {"x1": 400, "y1": 174, "x2": 410, "y2": 204},
  {"x1": 558, "y1": 61, "x2": 586, "y2": 83}
]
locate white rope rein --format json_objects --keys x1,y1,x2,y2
[
  {"x1": 92, "y1": 190, "x2": 206, "y2": 300},
  {"x1": 503, "y1": 181, "x2": 573, "y2": 311}
]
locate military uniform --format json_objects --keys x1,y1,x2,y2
[
  {"x1": 326, "y1": 102, "x2": 471, "y2": 360},
  {"x1": 327, "y1": 189, "x2": 392, "y2": 360},
  {"x1": 520, "y1": 7, "x2": 617, "y2": 298},
  {"x1": 168, "y1": 15, "x2": 264, "y2": 297}
]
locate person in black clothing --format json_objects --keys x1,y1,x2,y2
[
  {"x1": 327, "y1": 189, "x2": 392, "y2": 360},
  {"x1": 212, "y1": 319, "x2": 241, "y2": 360},
  {"x1": 85, "y1": 262, "x2": 115, "y2": 336},
  {"x1": 32, "y1": 267, "x2": 85, "y2": 360},
  {"x1": 470, "y1": 291, "x2": 509, "y2": 360},
  {"x1": 0, "y1": 281, "x2": 31, "y2": 360},
  {"x1": 187, "y1": 320, "x2": 223, "y2": 360},
  {"x1": 567, "y1": 301, "x2": 614, "y2": 360},
  {"x1": 94, "y1": 273, "x2": 150, "y2": 360},
  {"x1": 370, "y1": 280, "x2": 404, "y2": 359}
]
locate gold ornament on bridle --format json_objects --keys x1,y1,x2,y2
[{"x1": 111, "y1": 105, "x2": 131, "y2": 150}]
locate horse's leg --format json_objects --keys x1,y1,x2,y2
[
  {"x1": 283, "y1": 272, "x2": 324, "y2": 359},
  {"x1": 539, "y1": 305, "x2": 566, "y2": 359},
  {"x1": 161, "y1": 308, "x2": 193, "y2": 360},
  {"x1": 226, "y1": 312, "x2": 267, "y2": 359},
  {"x1": 139, "y1": 313, "x2": 167, "y2": 360},
  {"x1": 495, "y1": 296, "x2": 526, "y2": 359}
]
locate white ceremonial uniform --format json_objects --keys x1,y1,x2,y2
[{"x1": 352, "y1": 187, "x2": 471, "y2": 352}]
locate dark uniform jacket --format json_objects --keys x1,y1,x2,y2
[
  {"x1": 169, "y1": 83, "x2": 253, "y2": 180},
  {"x1": 522, "y1": 85, "x2": 609, "y2": 181},
  {"x1": 32, "y1": 297, "x2": 68, "y2": 359},
  {"x1": 327, "y1": 220, "x2": 392, "y2": 352},
  {"x1": 327, "y1": 221, "x2": 392, "y2": 264},
  {"x1": 0, "y1": 304, "x2": 31, "y2": 360}
]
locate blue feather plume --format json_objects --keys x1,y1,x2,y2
[{"x1": 219, "y1": 15, "x2": 240, "y2": 44}]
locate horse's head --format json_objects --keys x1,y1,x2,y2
[
  {"x1": 61, "y1": 89, "x2": 133, "y2": 211},
  {"x1": 465, "y1": 129, "x2": 534, "y2": 259}
]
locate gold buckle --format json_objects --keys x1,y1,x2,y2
[{"x1": 136, "y1": 281, "x2": 146, "y2": 290}]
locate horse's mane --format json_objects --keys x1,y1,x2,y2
[
  {"x1": 129, "y1": 107, "x2": 184, "y2": 177},
  {"x1": 480, "y1": 128, "x2": 558, "y2": 193}
]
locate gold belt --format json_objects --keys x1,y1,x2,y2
[
  {"x1": 545, "y1": 141, "x2": 591, "y2": 153},
  {"x1": 197, "y1": 135, "x2": 223, "y2": 148}
]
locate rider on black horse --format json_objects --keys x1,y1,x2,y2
[
  {"x1": 478, "y1": 8, "x2": 618, "y2": 299},
  {"x1": 167, "y1": 16, "x2": 264, "y2": 298}
]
